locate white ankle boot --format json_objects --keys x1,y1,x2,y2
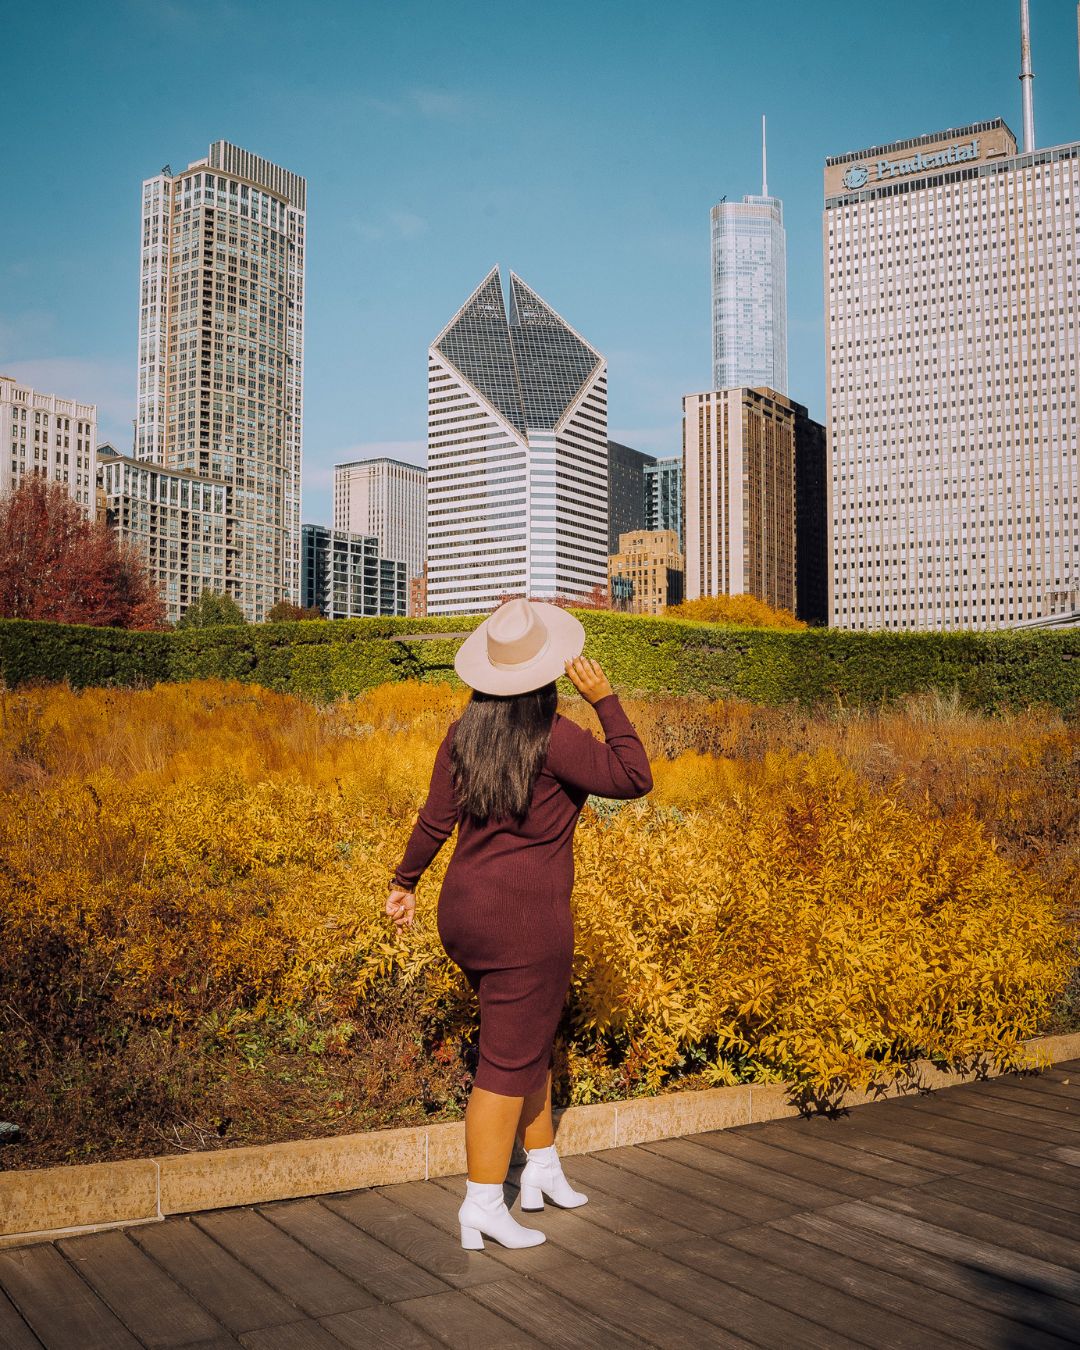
[
  {"x1": 519, "y1": 1144, "x2": 588, "y2": 1211},
  {"x1": 458, "y1": 1180, "x2": 546, "y2": 1250}
]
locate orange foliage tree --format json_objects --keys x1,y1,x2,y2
[
  {"x1": 665, "y1": 593, "x2": 805, "y2": 630},
  {"x1": 0, "y1": 477, "x2": 166, "y2": 629}
]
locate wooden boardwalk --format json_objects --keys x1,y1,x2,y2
[{"x1": 1, "y1": 1062, "x2": 1078, "y2": 1349}]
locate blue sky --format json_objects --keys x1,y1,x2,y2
[{"x1": 4, "y1": 0, "x2": 1079, "y2": 524}]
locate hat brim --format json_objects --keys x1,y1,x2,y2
[{"x1": 454, "y1": 602, "x2": 586, "y2": 695}]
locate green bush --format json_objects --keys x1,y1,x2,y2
[{"x1": 0, "y1": 612, "x2": 1076, "y2": 715}]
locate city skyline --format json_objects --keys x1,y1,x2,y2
[{"x1": 5, "y1": 1, "x2": 1080, "y2": 529}]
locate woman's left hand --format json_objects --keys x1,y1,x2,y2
[{"x1": 385, "y1": 887, "x2": 415, "y2": 929}]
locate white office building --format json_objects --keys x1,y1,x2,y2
[
  {"x1": 1, "y1": 376, "x2": 97, "y2": 518},
  {"x1": 825, "y1": 118, "x2": 1080, "y2": 629},
  {"x1": 426, "y1": 267, "x2": 608, "y2": 615},
  {"x1": 333, "y1": 457, "x2": 426, "y2": 582},
  {"x1": 136, "y1": 141, "x2": 306, "y2": 622}
]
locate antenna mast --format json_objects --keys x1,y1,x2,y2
[
  {"x1": 761, "y1": 115, "x2": 768, "y2": 196},
  {"x1": 1020, "y1": 0, "x2": 1035, "y2": 153}
]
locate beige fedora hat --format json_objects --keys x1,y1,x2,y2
[{"x1": 454, "y1": 599, "x2": 586, "y2": 695}]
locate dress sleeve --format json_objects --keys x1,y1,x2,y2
[
  {"x1": 391, "y1": 728, "x2": 460, "y2": 889},
  {"x1": 546, "y1": 694, "x2": 653, "y2": 800}
]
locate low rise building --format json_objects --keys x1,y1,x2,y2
[
  {"x1": 97, "y1": 446, "x2": 227, "y2": 622},
  {"x1": 1, "y1": 376, "x2": 97, "y2": 517},
  {"x1": 608, "y1": 529, "x2": 684, "y2": 615},
  {"x1": 301, "y1": 524, "x2": 407, "y2": 619}
]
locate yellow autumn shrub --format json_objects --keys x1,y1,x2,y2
[{"x1": 0, "y1": 677, "x2": 1074, "y2": 1148}]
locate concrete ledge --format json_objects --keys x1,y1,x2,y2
[{"x1": 2, "y1": 1031, "x2": 1077, "y2": 1247}]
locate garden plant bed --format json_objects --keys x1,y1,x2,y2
[{"x1": 1, "y1": 679, "x2": 1077, "y2": 1183}]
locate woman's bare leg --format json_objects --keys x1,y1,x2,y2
[
  {"x1": 517, "y1": 1070, "x2": 555, "y2": 1150},
  {"x1": 465, "y1": 1087, "x2": 524, "y2": 1183}
]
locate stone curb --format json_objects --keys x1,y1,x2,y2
[{"x1": 2, "y1": 1030, "x2": 1078, "y2": 1248}]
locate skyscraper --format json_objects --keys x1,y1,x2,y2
[
  {"x1": 136, "y1": 141, "x2": 306, "y2": 622},
  {"x1": 711, "y1": 121, "x2": 788, "y2": 394},
  {"x1": 426, "y1": 268, "x2": 607, "y2": 615},
  {"x1": 684, "y1": 387, "x2": 823, "y2": 615},
  {"x1": 1, "y1": 376, "x2": 97, "y2": 518},
  {"x1": 300, "y1": 524, "x2": 406, "y2": 619},
  {"x1": 333, "y1": 457, "x2": 426, "y2": 582},
  {"x1": 644, "y1": 457, "x2": 683, "y2": 544},
  {"x1": 825, "y1": 117, "x2": 1080, "y2": 629},
  {"x1": 607, "y1": 441, "x2": 653, "y2": 554}
]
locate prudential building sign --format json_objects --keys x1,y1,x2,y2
[{"x1": 841, "y1": 138, "x2": 981, "y2": 191}]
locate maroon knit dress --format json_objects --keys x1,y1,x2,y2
[{"x1": 392, "y1": 694, "x2": 652, "y2": 1097}]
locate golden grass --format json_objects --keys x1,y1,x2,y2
[{"x1": 0, "y1": 678, "x2": 1075, "y2": 1163}]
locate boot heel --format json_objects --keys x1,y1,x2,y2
[
  {"x1": 519, "y1": 1183, "x2": 544, "y2": 1211},
  {"x1": 460, "y1": 1224, "x2": 484, "y2": 1250}
]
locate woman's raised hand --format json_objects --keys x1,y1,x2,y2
[
  {"x1": 385, "y1": 887, "x2": 415, "y2": 929},
  {"x1": 564, "y1": 656, "x2": 613, "y2": 705}
]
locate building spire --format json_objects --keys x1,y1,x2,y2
[{"x1": 761, "y1": 114, "x2": 768, "y2": 196}]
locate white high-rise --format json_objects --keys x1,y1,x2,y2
[
  {"x1": 426, "y1": 268, "x2": 608, "y2": 615},
  {"x1": 136, "y1": 141, "x2": 306, "y2": 621},
  {"x1": 711, "y1": 121, "x2": 788, "y2": 394},
  {"x1": 1, "y1": 376, "x2": 97, "y2": 518},
  {"x1": 825, "y1": 117, "x2": 1080, "y2": 629},
  {"x1": 333, "y1": 457, "x2": 426, "y2": 581}
]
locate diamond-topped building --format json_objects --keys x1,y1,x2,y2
[{"x1": 426, "y1": 268, "x2": 608, "y2": 615}]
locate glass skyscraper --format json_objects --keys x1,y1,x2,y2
[
  {"x1": 426, "y1": 268, "x2": 607, "y2": 615},
  {"x1": 711, "y1": 195, "x2": 788, "y2": 395}
]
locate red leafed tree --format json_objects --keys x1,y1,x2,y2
[{"x1": 0, "y1": 477, "x2": 167, "y2": 629}]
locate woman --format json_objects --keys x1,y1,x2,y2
[{"x1": 385, "y1": 598, "x2": 652, "y2": 1250}]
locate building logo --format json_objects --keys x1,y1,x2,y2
[
  {"x1": 842, "y1": 164, "x2": 869, "y2": 190},
  {"x1": 842, "y1": 138, "x2": 982, "y2": 192}
]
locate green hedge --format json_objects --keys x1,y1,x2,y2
[{"x1": 1, "y1": 613, "x2": 1077, "y2": 715}]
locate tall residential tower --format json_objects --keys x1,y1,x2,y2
[
  {"x1": 136, "y1": 141, "x2": 306, "y2": 621},
  {"x1": 426, "y1": 268, "x2": 608, "y2": 615},
  {"x1": 711, "y1": 119, "x2": 788, "y2": 394}
]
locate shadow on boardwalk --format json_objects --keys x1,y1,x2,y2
[{"x1": 1, "y1": 1062, "x2": 1078, "y2": 1348}]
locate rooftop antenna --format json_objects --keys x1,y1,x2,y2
[
  {"x1": 1020, "y1": 0, "x2": 1035, "y2": 153},
  {"x1": 761, "y1": 114, "x2": 768, "y2": 196}
]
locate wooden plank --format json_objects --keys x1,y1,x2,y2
[
  {"x1": 926, "y1": 1087, "x2": 1080, "y2": 1134},
  {"x1": 132, "y1": 1217, "x2": 302, "y2": 1334},
  {"x1": 834, "y1": 1198, "x2": 1080, "y2": 1304},
  {"x1": 801, "y1": 1101, "x2": 1024, "y2": 1167},
  {"x1": 468, "y1": 1277, "x2": 647, "y2": 1349},
  {"x1": 193, "y1": 1208, "x2": 375, "y2": 1318},
  {"x1": 735, "y1": 1119, "x2": 942, "y2": 1187},
  {"x1": 875, "y1": 1190, "x2": 1080, "y2": 1273},
  {"x1": 239, "y1": 1321, "x2": 343, "y2": 1350},
  {"x1": 596, "y1": 1242, "x2": 866, "y2": 1349},
  {"x1": 0, "y1": 1288, "x2": 42, "y2": 1350},
  {"x1": 1053, "y1": 1145, "x2": 1080, "y2": 1167},
  {"x1": 643, "y1": 1136, "x2": 847, "y2": 1209},
  {"x1": 260, "y1": 1198, "x2": 450, "y2": 1302},
  {"x1": 519, "y1": 1166, "x2": 705, "y2": 1248},
  {"x1": 322, "y1": 1191, "x2": 506, "y2": 1290},
  {"x1": 525, "y1": 1258, "x2": 753, "y2": 1349},
  {"x1": 707, "y1": 1229, "x2": 971, "y2": 1350},
  {"x1": 393, "y1": 1289, "x2": 542, "y2": 1348},
  {"x1": 969, "y1": 1078, "x2": 1080, "y2": 1112},
  {"x1": 377, "y1": 1182, "x2": 575, "y2": 1273},
  {"x1": 57, "y1": 1229, "x2": 226, "y2": 1349},
  {"x1": 772, "y1": 1209, "x2": 1080, "y2": 1348},
  {"x1": 319, "y1": 1303, "x2": 442, "y2": 1348},
  {"x1": 888, "y1": 1094, "x2": 1079, "y2": 1147},
  {"x1": 556, "y1": 1152, "x2": 747, "y2": 1236},
  {"x1": 754, "y1": 1116, "x2": 975, "y2": 1176},
  {"x1": 927, "y1": 1175, "x2": 1080, "y2": 1245},
  {"x1": 578, "y1": 1143, "x2": 799, "y2": 1221},
  {"x1": 941, "y1": 1160, "x2": 1080, "y2": 1219},
  {"x1": 687, "y1": 1125, "x2": 893, "y2": 1198},
  {"x1": 0, "y1": 1243, "x2": 141, "y2": 1350}
]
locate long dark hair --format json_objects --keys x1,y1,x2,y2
[{"x1": 451, "y1": 682, "x2": 558, "y2": 823}]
